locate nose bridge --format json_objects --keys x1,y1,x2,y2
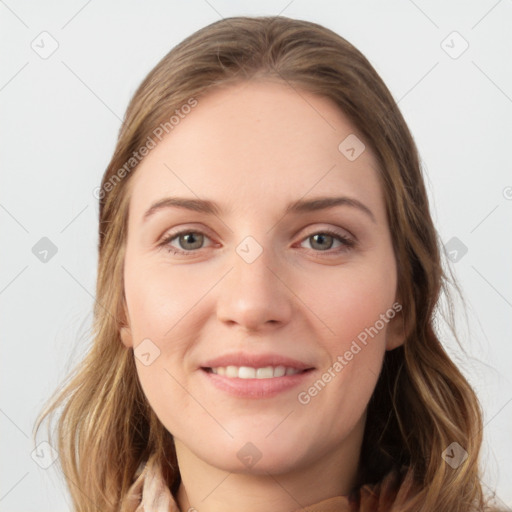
[
  {"x1": 216, "y1": 234, "x2": 292, "y2": 331},
  {"x1": 234, "y1": 236, "x2": 275, "y2": 291}
]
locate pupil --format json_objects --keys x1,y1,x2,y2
[
  {"x1": 312, "y1": 233, "x2": 332, "y2": 250},
  {"x1": 181, "y1": 232, "x2": 202, "y2": 250}
]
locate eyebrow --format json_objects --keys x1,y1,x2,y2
[{"x1": 143, "y1": 195, "x2": 376, "y2": 223}]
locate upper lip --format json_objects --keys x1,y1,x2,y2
[{"x1": 200, "y1": 352, "x2": 315, "y2": 371}]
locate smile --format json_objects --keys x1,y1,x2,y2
[
  {"x1": 207, "y1": 366, "x2": 303, "y2": 379},
  {"x1": 201, "y1": 366, "x2": 315, "y2": 398}
]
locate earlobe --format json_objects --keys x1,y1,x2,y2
[
  {"x1": 385, "y1": 329, "x2": 405, "y2": 351},
  {"x1": 120, "y1": 326, "x2": 134, "y2": 348},
  {"x1": 385, "y1": 309, "x2": 407, "y2": 351},
  {"x1": 119, "y1": 297, "x2": 133, "y2": 348}
]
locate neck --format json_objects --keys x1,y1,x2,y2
[{"x1": 175, "y1": 414, "x2": 365, "y2": 512}]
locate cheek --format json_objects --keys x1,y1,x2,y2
[
  {"x1": 310, "y1": 263, "x2": 397, "y2": 349},
  {"x1": 123, "y1": 264, "x2": 197, "y2": 431},
  {"x1": 302, "y1": 263, "x2": 396, "y2": 402},
  {"x1": 123, "y1": 256, "x2": 204, "y2": 344},
  {"x1": 123, "y1": 257, "x2": 212, "y2": 417}
]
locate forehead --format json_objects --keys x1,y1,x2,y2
[{"x1": 127, "y1": 79, "x2": 384, "y2": 221}]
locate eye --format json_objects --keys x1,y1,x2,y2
[
  {"x1": 160, "y1": 230, "x2": 213, "y2": 256},
  {"x1": 299, "y1": 229, "x2": 355, "y2": 254},
  {"x1": 159, "y1": 227, "x2": 355, "y2": 257}
]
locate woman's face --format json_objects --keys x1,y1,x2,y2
[{"x1": 121, "y1": 80, "x2": 404, "y2": 475}]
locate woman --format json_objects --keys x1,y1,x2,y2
[{"x1": 34, "y1": 15, "x2": 502, "y2": 511}]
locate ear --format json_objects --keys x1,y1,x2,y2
[
  {"x1": 385, "y1": 302, "x2": 406, "y2": 351},
  {"x1": 119, "y1": 295, "x2": 134, "y2": 348},
  {"x1": 120, "y1": 325, "x2": 134, "y2": 348}
]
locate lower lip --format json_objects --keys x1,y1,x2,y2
[{"x1": 200, "y1": 368, "x2": 315, "y2": 398}]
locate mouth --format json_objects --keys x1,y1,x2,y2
[
  {"x1": 201, "y1": 365, "x2": 312, "y2": 379},
  {"x1": 198, "y1": 356, "x2": 315, "y2": 399}
]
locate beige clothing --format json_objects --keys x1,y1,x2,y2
[{"x1": 120, "y1": 453, "x2": 417, "y2": 512}]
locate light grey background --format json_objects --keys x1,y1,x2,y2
[{"x1": 1, "y1": 1, "x2": 511, "y2": 510}]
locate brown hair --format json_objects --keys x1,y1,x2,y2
[{"x1": 34, "y1": 15, "x2": 497, "y2": 511}]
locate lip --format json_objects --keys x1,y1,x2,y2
[
  {"x1": 200, "y1": 367, "x2": 315, "y2": 398},
  {"x1": 199, "y1": 352, "x2": 316, "y2": 399},
  {"x1": 200, "y1": 352, "x2": 314, "y2": 371}
]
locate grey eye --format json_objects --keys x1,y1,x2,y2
[
  {"x1": 308, "y1": 233, "x2": 335, "y2": 251},
  {"x1": 177, "y1": 232, "x2": 205, "y2": 250}
]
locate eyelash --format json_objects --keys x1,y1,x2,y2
[{"x1": 159, "y1": 228, "x2": 356, "y2": 257}]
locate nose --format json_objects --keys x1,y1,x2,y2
[{"x1": 216, "y1": 243, "x2": 294, "y2": 333}]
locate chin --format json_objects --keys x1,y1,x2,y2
[
  {"x1": 215, "y1": 448, "x2": 306, "y2": 476},
  {"x1": 186, "y1": 431, "x2": 313, "y2": 476}
]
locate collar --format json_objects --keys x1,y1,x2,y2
[{"x1": 120, "y1": 453, "x2": 417, "y2": 512}]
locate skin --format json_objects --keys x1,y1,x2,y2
[{"x1": 120, "y1": 79, "x2": 405, "y2": 512}]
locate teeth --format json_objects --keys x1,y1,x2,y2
[
  {"x1": 226, "y1": 366, "x2": 238, "y2": 378},
  {"x1": 210, "y1": 365, "x2": 302, "y2": 379},
  {"x1": 256, "y1": 367, "x2": 273, "y2": 378},
  {"x1": 239, "y1": 366, "x2": 256, "y2": 379},
  {"x1": 273, "y1": 366, "x2": 286, "y2": 377}
]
